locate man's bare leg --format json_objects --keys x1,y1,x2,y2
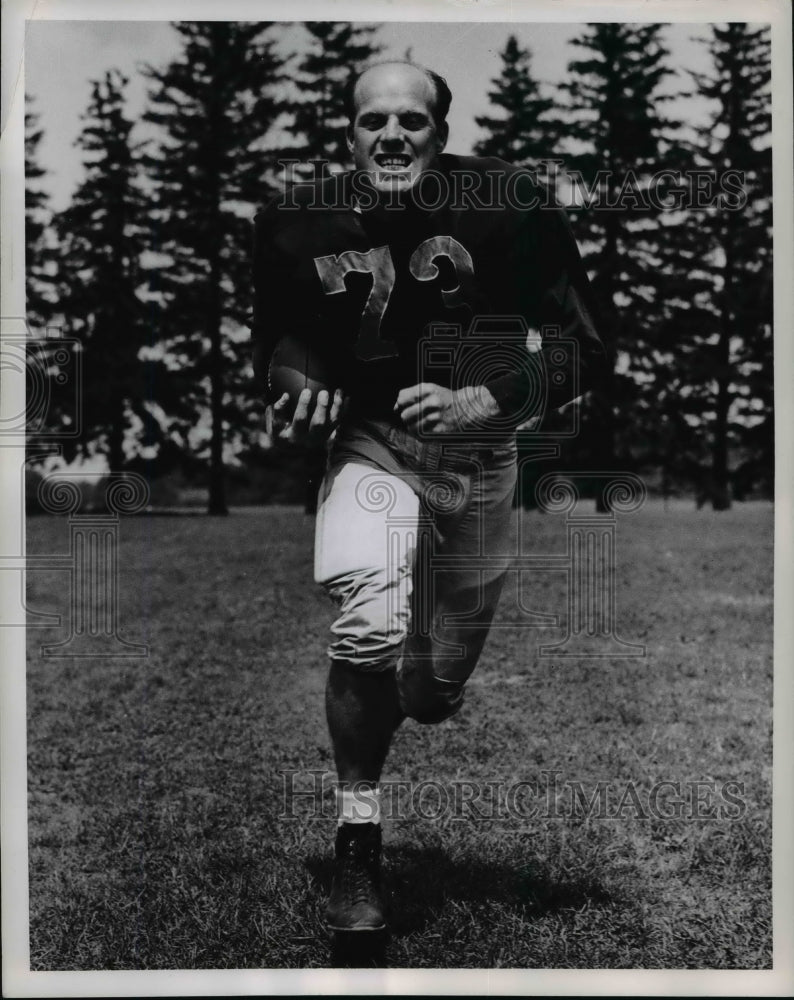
[{"x1": 326, "y1": 662, "x2": 404, "y2": 786}]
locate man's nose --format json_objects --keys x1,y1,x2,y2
[{"x1": 382, "y1": 115, "x2": 403, "y2": 143}]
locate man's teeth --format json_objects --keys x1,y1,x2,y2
[{"x1": 378, "y1": 157, "x2": 411, "y2": 168}]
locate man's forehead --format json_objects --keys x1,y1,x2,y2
[{"x1": 353, "y1": 64, "x2": 435, "y2": 113}]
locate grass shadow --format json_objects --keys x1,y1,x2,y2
[
  {"x1": 389, "y1": 846, "x2": 614, "y2": 936},
  {"x1": 305, "y1": 844, "x2": 615, "y2": 944},
  {"x1": 330, "y1": 929, "x2": 390, "y2": 968}
]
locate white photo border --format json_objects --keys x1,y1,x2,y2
[{"x1": 2, "y1": 0, "x2": 792, "y2": 995}]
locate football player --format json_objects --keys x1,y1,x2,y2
[{"x1": 252, "y1": 60, "x2": 607, "y2": 933}]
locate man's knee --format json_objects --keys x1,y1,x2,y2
[
  {"x1": 327, "y1": 632, "x2": 405, "y2": 674},
  {"x1": 321, "y1": 566, "x2": 411, "y2": 672},
  {"x1": 396, "y1": 660, "x2": 466, "y2": 724}
]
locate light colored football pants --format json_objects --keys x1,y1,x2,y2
[{"x1": 314, "y1": 418, "x2": 517, "y2": 724}]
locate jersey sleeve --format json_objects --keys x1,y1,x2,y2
[
  {"x1": 250, "y1": 195, "x2": 297, "y2": 394},
  {"x1": 483, "y1": 195, "x2": 609, "y2": 421}
]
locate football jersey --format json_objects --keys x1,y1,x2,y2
[{"x1": 251, "y1": 153, "x2": 607, "y2": 421}]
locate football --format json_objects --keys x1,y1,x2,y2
[{"x1": 268, "y1": 335, "x2": 334, "y2": 410}]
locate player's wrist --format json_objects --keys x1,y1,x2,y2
[{"x1": 451, "y1": 384, "x2": 503, "y2": 431}]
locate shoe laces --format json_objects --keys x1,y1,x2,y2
[{"x1": 339, "y1": 832, "x2": 380, "y2": 905}]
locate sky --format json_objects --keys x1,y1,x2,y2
[{"x1": 24, "y1": 19, "x2": 714, "y2": 211}]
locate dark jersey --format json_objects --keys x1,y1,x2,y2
[{"x1": 252, "y1": 153, "x2": 607, "y2": 420}]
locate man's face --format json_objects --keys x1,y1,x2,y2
[{"x1": 347, "y1": 64, "x2": 448, "y2": 194}]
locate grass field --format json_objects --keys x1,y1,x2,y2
[{"x1": 25, "y1": 501, "x2": 773, "y2": 969}]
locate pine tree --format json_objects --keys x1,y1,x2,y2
[
  {"x1": 25, "y1": 97, "x2": 51, "y2": 328},
  {"x1": 142, "y1": 22, "x2": 287, "y2": 514},
  {"x1": 282, "y1": 22, "x2": 381, "y2": 179},
  {"x1": 556, "y1": 23, "x2": 681, "y2": 506},
  {"x1": 474, "y1": 35, "x2": 557, "y2": 166},
  {"x1": 54, "y1": 70, "x2": 154, "y2": 472},
  {"x1": 670, "y1": 23, "x2": 772, "y2": 509}
]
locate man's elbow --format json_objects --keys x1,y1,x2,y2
[
  {"x1": 563, "y1": 333, "x2": 609, "y2": 402},
  {"x1": 252, "y1": 338, "x2": 269, "y2": 385}
]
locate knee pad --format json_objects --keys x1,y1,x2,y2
[
  {"x1": 323, "y1": 567, "x2": 410, "y2": 672},
  {"x1": 396, "y1": 659, "x2": 466, "y2": 724},
  {"x1": 314, "y1": 461, "x2": 419, "y2": 673}
]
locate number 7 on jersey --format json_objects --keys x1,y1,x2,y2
[{"x1": 314, "y1": 236, "x2": 475, "y2": 362}]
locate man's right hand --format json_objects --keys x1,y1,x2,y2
[{"x1": 266, "y1": 388, "x2": 346, "y2": 447}]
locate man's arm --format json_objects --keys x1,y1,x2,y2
[
  {"x1": 394, "y1": 382, "x2": 501, "y2": 435},
  {"x1": 251, "y1": 198, "x2": 346, "y2": 444},
  {"x1": 251, "y1": 197, "x2": 287, "y2": 401},
  {"x1": 395, "y1": 194, "x2": 608, "y2": 436},
  {"x1": 482, "y1": 202, "x2": 609, "y2": 421}
]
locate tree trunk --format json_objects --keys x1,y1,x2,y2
[
  {"x1": 206, "y1": 243, "x2": 227, "y2": 514},
  {"x1": 711, "y1": 353, "x2": 731, "y2": 510},
  {"x1": 594, "y1": 216, "x2": 619, "y2": 514},
  {"x1": 206, "y1": 43, "x2": 228, "y2": 517},
  {"x1": 108, "y1": 395, "x2": 125, "y2": 475},
  {"x1": 712, "y1": 216, "x2": 735, "y2": 511},
  {"x1": 593, "y1": 368, "x2": 617, "y2": 513},
  {"x1": 207, "y1": 300, "x2": 227, "y2": 516}
]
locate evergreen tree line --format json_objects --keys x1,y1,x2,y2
[{"x1": 25, "y1": 21, "x2": 772, "y2": 513}]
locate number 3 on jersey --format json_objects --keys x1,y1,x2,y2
[{"x1": 314, "y1": 235, "x2": 475, "y2": 361}]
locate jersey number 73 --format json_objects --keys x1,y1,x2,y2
[{"x1": 314, "y1": 235, "x2": 474, "y2": 361}]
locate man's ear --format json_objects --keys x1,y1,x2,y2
[
  {"x1": 346, "y1": 127, "x2": 354, "y2": 154},
  {"x1": 436, "y1": 121, "x2": 449, "y2": 153}
]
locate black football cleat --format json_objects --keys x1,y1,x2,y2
[{"x1": 326, "y1": 822, "x2": 386, "y2": 932}]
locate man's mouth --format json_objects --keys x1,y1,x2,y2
[{"x1": 374, "y1": 153, "x2": 413, "y2": 171}]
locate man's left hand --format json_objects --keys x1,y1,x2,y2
[{"x1": 394, "y1": 383, "x2": 501, "y2": 435}]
